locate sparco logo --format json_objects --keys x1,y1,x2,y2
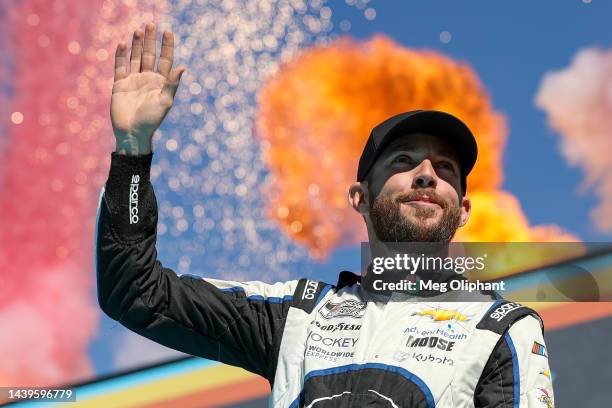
[
  {"x1": 302, "y1": 280, "x2": 319, "y2": 300},
  {"x1": 129, "y1": 175, "x2": 140, "y2": 225},
  {"x1": 490, "y1": 302, "x2": 523, "y2": 322},
  {"x1": 319, "y1": 299, "x2": 366, "y2": 320}
]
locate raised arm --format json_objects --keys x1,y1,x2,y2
[{"x1": 97, "y1": 23, "x2": 303, "y2": 383}]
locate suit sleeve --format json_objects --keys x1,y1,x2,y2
[
  {"x1": 474, "y1": 315, "x2": 555, "y2": 407},
  {"x1": 95, "y1": 152, "x2": 297, "y2": 383}
]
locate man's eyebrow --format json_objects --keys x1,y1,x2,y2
[
  {"x1": 383, "y1": 145, "x2": 456, "y2": 160},
  {"x1": 382, "y1": 143, "x2": 416, "y2": 155},
  {"x1": 383, "y1": 148, "x2": 460, "y2": 169}
]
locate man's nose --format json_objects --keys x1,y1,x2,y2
[{"x1": 412, "y1": 159, "x2": 437, "y2": 189}]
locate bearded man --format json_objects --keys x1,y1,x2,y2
[{"x1": 97, "y1": 23, "x2": 554, "y2": 407}]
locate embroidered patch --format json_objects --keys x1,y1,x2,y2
[
  {"x1": 319, "y1": 299, "x2": 366, "y2": 319},
  {"x1": 532, "y1": 341, "x2": 547, "y2": 357}
]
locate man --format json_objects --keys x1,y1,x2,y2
[{"x1": 97, "y1": 23, "x2": 554, "y2": 407}]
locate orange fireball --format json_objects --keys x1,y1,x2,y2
[{"x1": 256, "y1": 35, "x2": 578, "y2": 263}]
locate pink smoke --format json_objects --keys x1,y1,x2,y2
[
  {"x1": 535, "y1": 47, "x2": 612, "y2": 232},
  {"x1": 0, "y1": 0, "x2": 166, "y2": 387}
]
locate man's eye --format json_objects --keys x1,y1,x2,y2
[
  {"x1": 436, "y1": 161, "x2": 455, "y2": 172},
  {"x1": 393, "y1": 155, "x2": 413, "y2": 164}
]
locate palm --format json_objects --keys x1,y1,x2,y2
[
  {"x1": 111, "y1": 23, "x2": 185, "y2": 143},
  {"x1": 111, "y1": 72, "x2": 169, "y2": 138}
]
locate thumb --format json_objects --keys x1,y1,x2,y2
[{"x1": 161, "y1": 67, "x2": 186, "y2": 103}]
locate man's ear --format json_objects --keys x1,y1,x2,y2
[
  {"x1": 459, "y1": 196, "x2": 471, "y2": 227},
  {"x1": 348, "y1": 181, "x2": 369, "y2": 215}
]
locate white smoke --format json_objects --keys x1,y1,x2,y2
[{"x1": 535, "y1": 47, "x2": 612, "y2": 232}]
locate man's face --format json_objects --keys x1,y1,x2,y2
[{"x1": 350, "y1": 133, "x2": 471, "y2": 243}]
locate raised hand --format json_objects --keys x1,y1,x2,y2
[{"x1": 111, "y1": 23, "x2": 186, "y2": 155}]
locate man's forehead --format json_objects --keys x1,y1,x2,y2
[{"x1": 381, "y1": 133, "x2": 459, "y2": 159}]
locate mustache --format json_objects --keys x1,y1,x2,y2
[{"x1": 395, "y1": 189, "x2": 447, "y2": 208}]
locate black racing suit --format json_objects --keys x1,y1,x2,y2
[{"x1": 96, "y1": 153, "x2": 555, "y2": 407}]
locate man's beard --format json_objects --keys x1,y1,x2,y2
[{"x1": 370, "y1": 189, "x2": 462, "y2": 243}]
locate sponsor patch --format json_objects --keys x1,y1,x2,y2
[
  {"x1": 319, "y1": 299, "x2": 367, "y2": 319},
  {"x1": 305, "y1": 346, "x2": 354, "y2": 363},
  {"x1": 476, "y1": 301, "x2": 538, "y2": 335},
  {"x1": 405, "y1": 335, "x2": 455, "y2": 351},
  {"x1": 412, "y1": 308, "x2": 471, "y2": 322},
  {"x1": 308, "y1": 332, "x2": 358, "y2": 348},
  {"x1": 393, "y1": 351, "x2": 454, "y2": 366},
  {"x1": 129, "y1": 174, "x2": 140, "y2": 224},
  {"x1": 403, "y1": 326, "x2": 467, "y2": 340},
  {"x1": 490, "y1": 302, "x2": 523, "y2": 322},
  {"x1": 302, "y1": 279, "x2": 319, "y2": 300},
  {"x1": 314, "y1": 321, "x2": 361, "y2": 332},
  {"x1": 532, "y1": 341, "x2": 548, "y2": 357},
  {"x1": 404, "y1": 326, "x2": 467, "y2": 341}
]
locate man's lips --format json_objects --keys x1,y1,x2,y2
[{"x1": 400, "y1": 196, "x2": 442, "y2": 207}]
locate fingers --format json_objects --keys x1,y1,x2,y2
[
  {"x1": 114, "y1": 42, "x2": 128, "y2": 82},
  {"x1": 161, "y1": 67, "x2": 186, "y2": 104},
  {"x1": 156, "y1": 30, "x2": 174, "y2": 79},
  {"x1": 129, "y1": 29, "x2": 144, "y2": 74},
  {"x1": 141, "y1": 23, "x2": 157, "y2": 72},
  {"x1": 125, "y1": 23, "x2": 177, "y2": 79}
]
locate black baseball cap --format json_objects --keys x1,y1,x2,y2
[{"x1": 356, "y1": 110, "x2": 478, "y2": 195}]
